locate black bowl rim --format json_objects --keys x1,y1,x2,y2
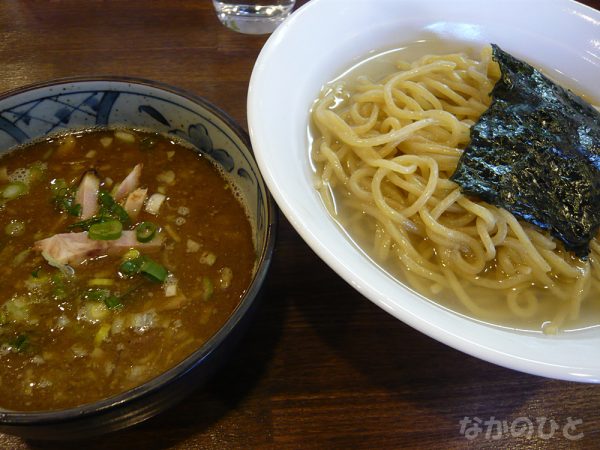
[{"x1": 0, "y1": 76, "x2": 278, "y2": 424}]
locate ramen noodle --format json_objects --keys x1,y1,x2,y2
[{"x1": 310, "y1": 46, "x2": 600, "y2": 333}]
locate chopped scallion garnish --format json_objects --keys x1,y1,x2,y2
[
  {"x1": 68, "y1": 216, "x2": 107, "y2": 231},
  {"x1": 119, "y1": 257, "x2": 145, "y2": 278},
  {"x1": 88, "y1": 278, "x2": 114, "y2": 286},
  {"x1": 50, "y1": 178, "x2": 81, "y2": 216},
  {"x1": 88, "y1": 220, "x2": 122, "y2": 240},
  {"x1": 2, "y1": 181, "x2": 28, "y2": 200},
  {"x1": 135, "y1": 222, "x2": 157, "y2": 243},
  {"x1": 5, "y1": 220, "x2": 25, "y2": 236},
  {"x1": 84, "y1": 288, "x2": 111, "y2": 302},
  {"x1": 51, "y1": 273, "x2": 68, "y2": 300},
  {"x1": 84, "y1": 288, "x2": 123, "y2": 310},
  {"x1": 104, "y1": 295, "x2": 123, "y2": 310},
  {"x1": 11, "y1": 334, "x2": 29, "y2": 352},
  {"x1": 98, "y1": 190, "x2": 130, "y2": 226},
  {"x1": 122, "y1": 248, "x2": 140, "y2": 261},
  {"x1": 202, "y1": 277, "x2": 214, "y2": 301},
  {"x1": 140, "y1": 258, "x2": 168, "y2": 283},
  {"x1": 118, "y1": 255, "x2": 167, "y2": 283}
]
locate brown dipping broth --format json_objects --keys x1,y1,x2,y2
[{"x1": 0, "y1": 129, "x2": 256, "y2": 411}]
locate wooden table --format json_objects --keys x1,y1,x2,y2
[{"x1": 1, "y1": 1, "x2": 599, "y2": 448}]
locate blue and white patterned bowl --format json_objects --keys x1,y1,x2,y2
[{"x1": 0, "y1": 77, "x2": 277, "y2": 438}]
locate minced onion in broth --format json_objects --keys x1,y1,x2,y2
[{"x1": 0, "y1": 129, "x2": 255, "y2": 411}]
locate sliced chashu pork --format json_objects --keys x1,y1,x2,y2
[
  {"x1": 113, "y1": 163, "x2": 143, "y2": 201},
  {"x1": 123, "y1": 188, "x2": 147, "y2": 220},
  {"x1": 34, "y1": 230, "x2": 163, "y2": 267},
  {"x1": 75, "y1": 171, "x2": 100, "y2": 220}
]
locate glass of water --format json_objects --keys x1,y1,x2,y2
[{"x1": 212, "y1": 0, "x2": 296, "y2": 35}]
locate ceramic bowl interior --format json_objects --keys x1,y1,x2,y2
[
  {"x1": 0, "y1": 77, "x2": 276, "y2": 438},
  {"x1": 248, "y1": 0, "x2": 600, "y2": 382}
]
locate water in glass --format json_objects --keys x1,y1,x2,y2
[{"x1": 212, "y1": 0, "x2": 296, "y2": 34}]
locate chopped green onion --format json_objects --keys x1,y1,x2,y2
[
  {"x1": 85, "y1": 288, "x2": 128, "y2": 310},
  {"x1": 11, "y1": 334, "x2": 29, "y2": 352},
  {"x1": 88, "y1": 278, "x2": 114, "y2": 286},
  {"x1": 70, "y1": 191, "x2": 130, "y2": 231},
  {"x1": 28, "y1": 162, "x2": 45, "y2": 183},
  {"x1": 119, "y1": 257, "x2": 144, "y2": 278},
  {"x1": 135, "y1": 222, "x2": 157, "y2": 243},
  {"x1": 31, "y1": 267, "x2": 42, "y2": 278},
  {"x1": 118, "y1": 255, "x2": 167, "y2": 283},
  {"x1": 2, "y1": 181, "x2": 28, "y2": 200},
  {"x1": 88, "y1": 220, "x2": 122, "y2": 240},
  {"x1": 4, "y1": 297, "x2": 29, "y2": 322},
  {"x1": 98, "y1": 190, "x2": 130, "y2": 226},
  {"x1": 51, "y1": 273, "x2": 68, "y2": 300},
  {"x1": 53, "y1": 287, "x2": 67, "y2": 300},
  {"x1": 122, "y1": 248, "x2": 140, "y2": 261},
  {"x1": 0, "y1": 311, "x2": 6, "y2": 326},
  {"x1": 202, "y1": 277, "x2": 214, "y2": 301},
  {"x1": 50, "y1": 178, "x2": 81, "y2": 216},
  {"x1": 68, "y1": 190, "x2": 130, "y2": 230},
  {"x1": 68, "y1": 216, "x2": 106, "y2": 231},
  {"x1": 5, "y1": 220, "x2": 25, "y2": 236},
  {"x1": 50, "y1": 178, "x2": 68, "y2": 195},
  {"x1": 140, "y1": 258, "x2": 168, "y2": 283},
  {"x1": 94, "y1": 323, "x2": 112, "y2": 346},
  {"x1": 67, "y1": 202, "x2": 82, "y2": 217},
  {"x1": 104, "y1": 295, "x2": 123, "y2": 310},
  {"x1": 84, "y1": 288, "x2": 111, "y2": 302},
  {"x1": 98, "y1": 190, "x2": 113, "y2": 206}
]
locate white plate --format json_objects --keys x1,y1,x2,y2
[{"x1": 248, "y1": 0, "x2": 600, "y2": 381}]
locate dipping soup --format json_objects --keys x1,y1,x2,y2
[{"x1": 0, "y1": 129, "x2": 255, "y2": 411}]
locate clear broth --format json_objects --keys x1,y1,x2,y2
[{"x1": 310, "y1": 41, "x2": 600, "y2": 334}]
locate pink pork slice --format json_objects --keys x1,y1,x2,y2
[
  {"x1": 113, "y1": 164, "x2": 143, "y2": 201},
  {"x1": 123, "y1": 187, "x2": 147, "y2": 220},
  {"x1": 34, "y1": 230, "x2": 163, "y2": 267},
  {"x1": 75, "y1": 171, "x2": 100, "y2": 220}
]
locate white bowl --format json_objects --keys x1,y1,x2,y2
[{"x1": 248, "y1": 0, "x2": 600, "y2": 382}]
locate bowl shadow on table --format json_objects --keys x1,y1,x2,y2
[
  {"x1": 23, "y1": 266, "x2": 286, "y2": 449},
  {"x1": 278, "y1": 226, "x2": 552, "y2": 433}
]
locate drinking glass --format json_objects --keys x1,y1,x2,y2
[{"x1": 212, "y1": 0, "x2": 296, "y2": 35}]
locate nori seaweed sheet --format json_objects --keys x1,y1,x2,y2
[{"x1": 450, "y1": 44, "x2": 600, "y2": 257}]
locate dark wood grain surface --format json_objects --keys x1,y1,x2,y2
[{"x1": 1, "y1": 0, "x2": 600, "y2": 448}]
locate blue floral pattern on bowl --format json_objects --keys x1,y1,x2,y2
[{"x1": 0, "y1": 78, "x2": 269, "y2": 245}]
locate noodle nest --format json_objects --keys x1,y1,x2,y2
[{"x1": 311, "y1": 47, "x2": 600, "y2": 333}]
